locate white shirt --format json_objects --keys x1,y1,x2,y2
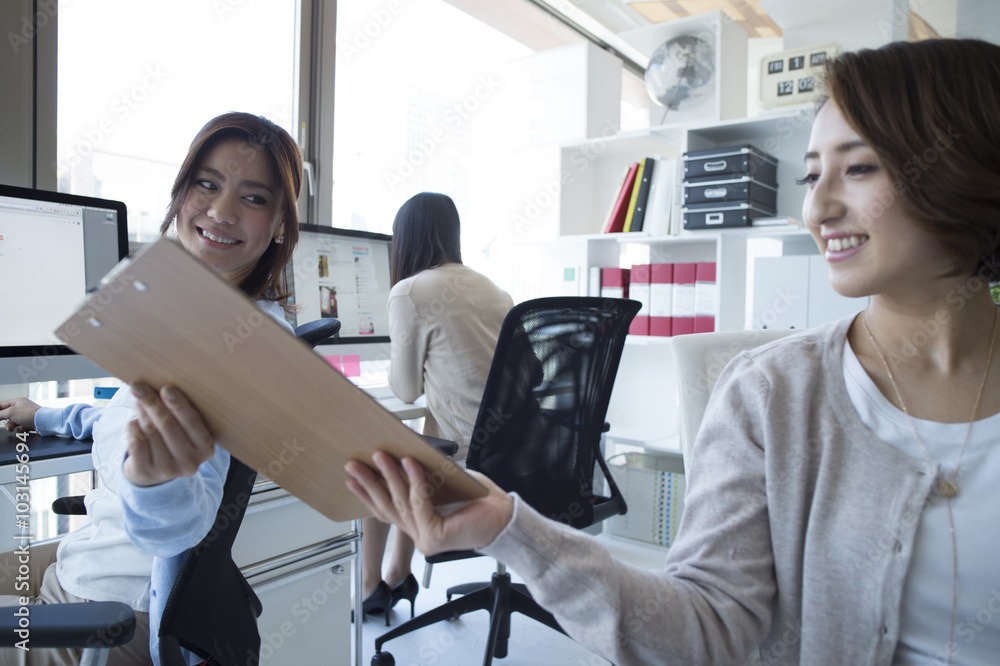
[{"x1": 843, "y1": 340, "x2": 1000, "y2": 665}]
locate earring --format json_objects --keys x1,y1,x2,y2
[{"x1": 273, "y1": 235, "x2": 284, "y2": 245}]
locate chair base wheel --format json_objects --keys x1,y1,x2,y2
[{"x1": 371, "y1": 651, "x2": 395, "y2": 666}]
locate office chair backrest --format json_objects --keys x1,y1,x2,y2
[
  {"x1": 158, "y1": 458, "x2": 260, "y2": 666},
  {"x1": 670, "y1": 329, "x2": 795, "y2": 469},
  {"x1": 466, "y1": 297, "x2": 640, "y2": 530}
]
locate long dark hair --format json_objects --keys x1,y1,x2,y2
[
  {"x1": 821, "y1": 39, "x2": 1000, "y2": 279},
  {"x1": 390, "y1": 192, "x2": 463, "y2": 285},
  {"x1": 160, "y1": 112, "x2": 303, "y2": 309}
]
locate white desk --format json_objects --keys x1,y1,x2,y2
[{"x1": 375, "y1": 395, "x2": 426, "y2": 421}]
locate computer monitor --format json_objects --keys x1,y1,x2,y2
[
  {"x1": 0, "y1": 184, "x2": 129, "y2": 385},
  {"x1": 288, "y1": 224, "x2": 393, "y2": 346}
]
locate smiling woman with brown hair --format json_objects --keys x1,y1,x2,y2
[{"x1": 0, "y1": 112, "x2": 303, "y2": 666}]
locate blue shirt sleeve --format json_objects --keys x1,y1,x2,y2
[
  {"x1": 33, "y1": 404, "x2": 104, "y2": 439},
  {"x1": 119, "y1": 446, "x2": 230, "y2": 558}
]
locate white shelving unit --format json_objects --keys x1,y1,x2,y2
[
  {"x1": 557, "y1": 129, "x2": 682, "y2": 236},
  {"x1": 543, "y1": 109, "x2": 820, "y2": 457},
  {"x1": 553, "y1": 108, "x2": 818, "y2": 319}
]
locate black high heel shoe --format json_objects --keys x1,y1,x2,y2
[
  {"x1": 390, "y1": 574, "x2": 419, "y2": 619},
  {"x1": 352, "y1": 581, "x2": 393, "y2": 626}
]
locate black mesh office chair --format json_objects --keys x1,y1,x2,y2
[
  {"x1": 157, "y1": 456, "x2": 261, "y2": 666},
  {"x1": 371, "y1": 297, "x2": 640, "y2": 666},
  {"x1": 0, "y1": 318, "x2": 343, "y2": 666}
]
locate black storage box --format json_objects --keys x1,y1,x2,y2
[
  {"x1": 683, "y1": 145, "x2": 778, "y2": 186},
  {"x1": 683, "y1": 176, "x2": 778, "y2": 212},
  {"x1": 682, "y1": 202, "x2": 777, "y2": 230}
]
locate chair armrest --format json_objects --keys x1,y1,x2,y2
[
  {"x1": 425, "y1": 549, "x2": 479, "y2": 565},
  {"x1": 0, "y1": 601, "x2": 136, "y2": 648},
  {"x1": 52, "y1": 495, "x2": 88, "y2": 515},
  {"x1": 293, "y1": 318, "x2": 342, "y2": 348},
  {"x1": 421, "y1": 435, "x2": 459, "y2": 458}
]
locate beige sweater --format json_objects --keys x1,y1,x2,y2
[
  {"x1": 482, "y1": 314, "x2": 942, "y2": 665},
  {"x1": 388, "y1": 263, "x2": 513, "y2": 459}
]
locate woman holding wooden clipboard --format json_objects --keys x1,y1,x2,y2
[{"x1": 344, "y1": 39, "x2": 1000, "y2": 666}]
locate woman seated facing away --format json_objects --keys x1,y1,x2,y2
[
  {"x1": 345, "y1": 39, "x2": 1000, "y2": 665},
  {"x1": 357, "y1": 191, "x2": 513, "y2": 623},
  {"x1": 0, "y1": 111, "x2": 303, "y2": 666}
]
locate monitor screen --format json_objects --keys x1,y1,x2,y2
[
  {"x1": 288, "y1": 225, "x2": 392, "y2": 344},
  {"x1": 0, "y1": 184, "x2": 129, "y2": 383}
]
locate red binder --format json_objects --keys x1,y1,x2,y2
[
  {"x1": 603, "y1": 162, "x2": 639, "y2": 234},
  {"x1": 694, "y1": 262, "x2": 717, "y2": 333},
  {"x1": 600, "y1": 267, "x2": 630, "y2": 299},
  {"x1": 649, "y1": 263, "x2": 674, "y2": 337},
  {"x1": 672, "y1": 262, "x2": 697, "y2": 336},
  {"x1": 629, "y1": 264, "x2": 651, "y2": 335}
]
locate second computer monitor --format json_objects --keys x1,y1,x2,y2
[{"x1": 289, "y1": 224, "x2": 392, "y2": 343}]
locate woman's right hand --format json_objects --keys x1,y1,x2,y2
[
  {"x1": 123, "y1": 382, "x2": 217, "y2": 487},
  {"x1": 0, "y1": 398, "x2": 41, "y2": 433},
  {"x1": 345, "y1": 451, "x2": 514, "y2": 556}
]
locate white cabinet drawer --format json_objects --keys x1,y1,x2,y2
[
  {"x1": 247, "y1": 545, "x2": 354, "y2": 665},
  {"x1": 234, "y1": 482, "x2": 356, "y2": 568}
]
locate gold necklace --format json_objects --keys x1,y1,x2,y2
[{"x1": 861, "y1": 307, "x2": 997, "y2": 664}]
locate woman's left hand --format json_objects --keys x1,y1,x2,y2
[{"x1": 123, "y1": 382, "x2": 216, "y2": 487}]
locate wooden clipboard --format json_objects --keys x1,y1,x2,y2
[{"x1": 54, "y1": 238, "x2": 486, "y2": 521}]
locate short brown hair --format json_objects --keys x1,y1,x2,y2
[
  {"x1": 160, "y1": 112, "x2": 303, "y2": 308},
  {"x1": 821, "y1": 39, "x2": 1000, "y2": 279}
]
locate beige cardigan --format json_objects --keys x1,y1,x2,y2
[
  {"x1": 388, "y1": 263, "x2": 512, "y2": 459},
  {"x1": 482, "y1": 315, "x2": 941, "y2": 665}
]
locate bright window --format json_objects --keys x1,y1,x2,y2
[
  {"x1": 56, "y1": 0, "x2": 298, "y2": 242},
  {"x1": 332, "y1": 0, "x2": 559, "y2": 281}
]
